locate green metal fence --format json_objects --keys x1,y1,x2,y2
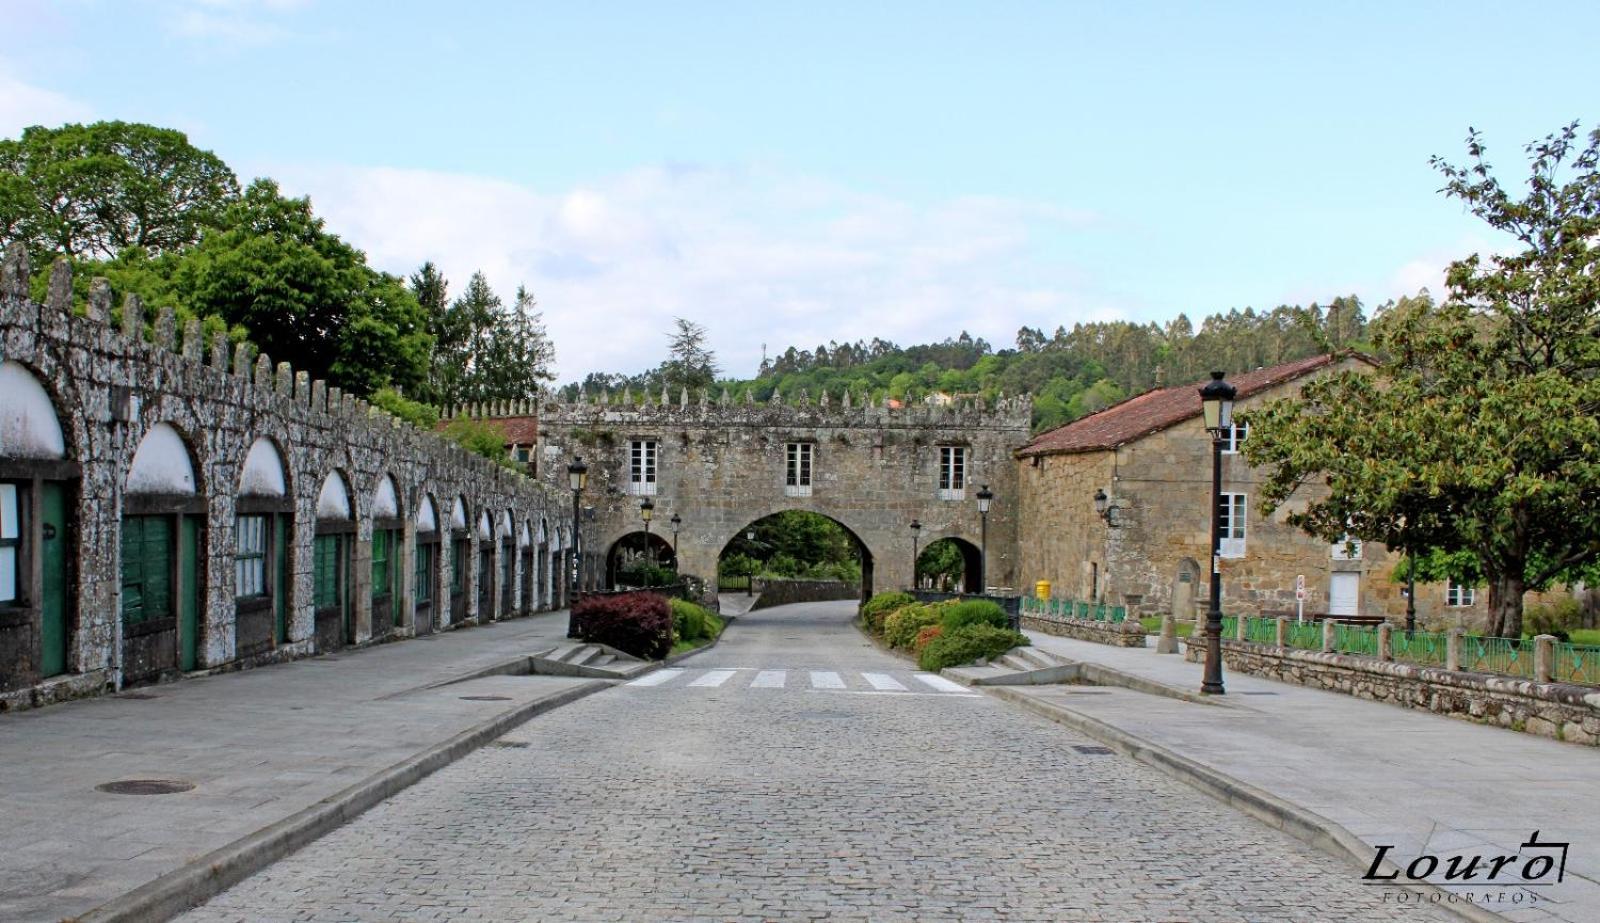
[
  {"x1": 1390, "y1": 629, "x2": 1448, "y2": 666},
  {"x1": 1461, "y1": 635, "x2": 1526, "y2": 677},
  {"x1": 1332, "y1": 622, "x2": 1381, "y2": 657},
  {"x1": 1553, "y1": 643, "x2": 1600, "y2": 686},
  {"x1": 1020, "y1": 595, "x2": 1126, "y2": 623},
  {"x1": 1284, "y1": 620, "x2": 1323, "y2": 651},
  {"x1": 1244, "y1": 617, "x2": 1278, "y2": 644}
]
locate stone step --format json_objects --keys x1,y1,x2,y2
[
  {"x1": 1014, "y1": 647, "x2": 1065, "y2": 670},
  {"x1": 996, "y1": 653, "x2": 1037, "y2": 673}
]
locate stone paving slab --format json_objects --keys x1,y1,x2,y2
[
  {"x1": 0, "y1": 613, "x2": 596, "y2": 923},
  {"x1": 1014, "y1": 630, "x2": 1600, "y2": 923}
]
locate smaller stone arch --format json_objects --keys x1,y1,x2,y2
[
  {"x1": 475, "y1": 510, "x2": 494, "y2": 621},
  {"x1": 317, "y1": 471, "x2": 354, "y2": 522},
  {"x1": 238, "y1": 437, "x2": 289, "y2": 498},
  {"x1": 0, "y1": 359, "x2": 67, "y2": 460},
  {"x1": 369, "y1": 474, "x2": 405, "y2": 638},
  {"x1": 413, "y1": 493, "x2": 441, "y2": 635},
  {"x1": 446, "y1": 495, "x2": 470, "y2": 624},
  {"x1": 312, "y1": 470, "x2": 356, "y2": 652},
  {"x1": 127, "y1": 422, "x2": 200, "y2": 497},
  {"x1": 122, "y1": 421, "x2": 207, "y2": 683},
  {"x1": 235, "y1": 436, "x2": 293, "y2": 657},
  {"x1": 916, "y1": 535, "x2": 982, "y2": 594}
]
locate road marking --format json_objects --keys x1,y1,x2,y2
[
  {"x1": 809, "y1": 671, "x2": 846, "y2": 689},
  {"x1": 627, "y1": 669, "x2": 683, "y2": 687},
  {"x1": 688, "y1": 669, "x2": 737, "y2": 688},
  {"x1": 913, "y1": 673, "x2": 970, "y2": 694},
  {"x1": 751, "y1": 670, "x2": 787, "y2": 689},
  {"x1": 861, "y1": 672, "x2": 907, "y2": 691}
]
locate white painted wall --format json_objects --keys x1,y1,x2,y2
[
  {"x1": 478, "y1": 512, "x2": 491, "y2": 540},
  {"x1": 416, "y1": 495, "x2": 438, "y2": 532},
  {"x1": 372, "y1": 474, "x2": 399, "y2": 518},
  {"x1": 450, "y1": 497, "x2": 467, "y2": 530},
  {"x1": 126, "y1": 422, "x2": 196, "y2": 495},
  {"x1": 239, "y1": 437, "x2": 287, "y2": 497},
  {"x1": 0, "y1": 361, "x2": 65, "y2": 460},
  {"x1": 317, "y1": 472, "x2": 352, "y2": 520}
]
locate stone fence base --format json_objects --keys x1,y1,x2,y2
[
  {"x1": 751, "y1": 579, "x2": 860, "y2": 610},
  {"x1": 1023, "y1": 615, "x2": 1147, "y2": 648},
  {"x1": 1187, "y1": 638, "x2": 1600, "y2": 747}
]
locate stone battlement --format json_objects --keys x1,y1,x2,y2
[{"x1": 535, "y1": 386, "x2": 1032, "y2": 431}]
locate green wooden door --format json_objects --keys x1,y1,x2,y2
[
  {"x1": 40, "y1": 482, "x2": 69, "y2": 677},
  {"x1": 179, "y1": 515, "x2": 200, "y2": 671},
  {"x1": 272, "y1": 514, "x2": 289, "y2": 644},
  {"x1": 121, "y1": 516, "x2": 172, "y2": 625}
]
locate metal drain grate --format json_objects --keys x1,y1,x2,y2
[
  {"x1": 459, "y1": 695, "x2": 513, "y2": 701},
  {"x1": 96, "y1": 779, "x2": 195, "y2": 795},
  {"x1": 489, "y1": 740, "x2": 531, "y2": 749},
  {"x1": 1072, "y1": 745, "x2": 1114, "y2": 755}
]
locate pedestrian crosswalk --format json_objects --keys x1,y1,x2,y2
[{"x1": 625, "y1": 667, "x2": 979, "y2": 696}]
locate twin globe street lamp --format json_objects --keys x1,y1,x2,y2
[{"x1": 1199, "y1": 371, "x2": 1237, "y2": 696}]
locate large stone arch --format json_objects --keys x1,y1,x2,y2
[
  {"x1": 121, "y1": 420, "x2": 208, "y2": 685},
  {"x1": 233, "y1": 435, "x2": 294, "y2": 659}
]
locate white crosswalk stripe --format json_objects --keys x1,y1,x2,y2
[
  {"x1": 913, "y1": 673, "x2": 970, "y2": 694},
  {"x1": 750, "y1": 670, "x2": 787, "y2": 688},
  {"x1": 861, "y1": 672, "x2": 907, "y2": 692},
  {"x1": 688, "y1": 669, "x2": 737, "y2": 687},
  {"x1": 809, "y1": 671, "x2": 845, "y2": 689},
  {"x1": 627, "y1": 668, "x2": 684, "y2": 687}
]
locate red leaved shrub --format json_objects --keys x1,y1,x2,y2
[
  {"x1": 571, "y1": 591, "x2": 672, "y2": 660},
  {"x1": 913, "y1": 624, "x2": 944, "y2": 653}
]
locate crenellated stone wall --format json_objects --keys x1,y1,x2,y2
[{"x1": 0, "y1": 243, "x2": 567, "y2": 711}]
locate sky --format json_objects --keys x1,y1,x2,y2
[{"x1": 3, "y1": 0, "x2": 1597, "y2": 382}]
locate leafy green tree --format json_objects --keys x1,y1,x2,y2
[
  {"x1": 0, "y1": 121, "x2": 237, "y2": 262},
  {"x1": 476, "y1": 284, "x2": 554, "y2": 400},
  {"x1": 659, "y1": 317, "x2": 718, "y2": 393},
  {"x1": 916, "y1": 539, "x2": 966, "y2": 591},
  {"x1": 1245, "y1": 124, "x2": 1600, "y2": 638}
]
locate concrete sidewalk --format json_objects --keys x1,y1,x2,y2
[
  {"x1": 1013, "y1": 630, "x2": 1600, "y2": 923},
  {"x1": 0, "y1": 612, "x2": 608, "y2": 923}
]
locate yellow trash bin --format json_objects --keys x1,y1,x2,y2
[{"x1": 1034, "y1": 580, "x2": 1051, "y2": 600}]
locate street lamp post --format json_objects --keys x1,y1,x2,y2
[
  {"x1": 640, "y1": 497, "x2": 655, "y2": 570},
  {"x1": 670, "y1": 512, "x2": 681, "y2": 560},
  {"x1": 1198, "y1": 371, "x2": 1236, "y2": 696},
  {"x1": 746, "y1": 527, "x2": 756, "y2": 596},
  {"x1": 976, "y1": 485, "x2": 993, "y2": 593},
  {"x1": 909, "y1": 519, "x2": 921, "y2": 590},
  {"x1": 565, "y1": 457, "x2": 588, "y2": 638}
]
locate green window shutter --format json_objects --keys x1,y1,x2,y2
[
  {"x1": 314, "y1": 534, "x2": 340, "y2": 609},
  {"x1": 121, "y1": 516, "x2": 172, "y2": 624},
  {"x1": 372, "y1": 530, "x2": 391, "y2": 596}
]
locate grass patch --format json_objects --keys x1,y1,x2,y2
[
  {"x1": 1140, "y1": 616, "x2": 1193, "y2": 638},
  {"x1": 1566, "y1": 628, "x2": 1600, "y2": 646}
]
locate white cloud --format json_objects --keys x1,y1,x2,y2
[
  {"x1": 268, "y1": 162, "x2": 1118, "y2": 382},
  {"x1": 164, "y1": 0, "x2": 310, "y2": 45},
  {"x1": 0, "y1": 63, "x2": 94, "y2": 137}
]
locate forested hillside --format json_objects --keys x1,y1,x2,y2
[{"x1": 560, "y1": 294, "x2": 1397, "y2": 433}]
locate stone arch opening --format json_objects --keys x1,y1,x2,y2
[
  {"x1": 606, "y1": 531, "x2": 677, "y2": 589},
  {"x1": 369, "y1": 474, "x2": 405, "y2": 639},
  {"x1": 0, "y1": 359, "x2": 77, "y2": 687},
  {"x1": 915, "y1": 536, "x2": 982, "y2": 594},
  {"x1": 476, "y1": 510, "x2": 493, "y2": 621},
  {"x1": 235, "y1": 436, "x2": 292, "y2": 657},
  {"x1": 122, "y1": 421, "x2": 206, "y2": 683},
  {"x1": 714, "y1": 510, "x2": 873, "y2": 603},
  {"x1": 414, "y1": 494, "x2": 440, "y2": 634},
  {"x1": 313, "y1": 470, "x2": 356, "y2": 651},
  {"x1": 448, "y1": 496, "x2": 468, "y2": 624}
]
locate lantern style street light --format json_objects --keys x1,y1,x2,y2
[
  {"x1": 639, "y1": 497, "x2": 655, "y2": 569},
  {"x1": 670, "y1": 512, "x2": 681, "y2": 558},
  {"x1": 909, "y1": 519, "x2": 922, "y2": 589},
  {"x1": 565, "y1": 456, "x2": 588, "y2": 638},
  {"x1": 1198, "y1": 371, "x2": 1236, "y2": 696},
  {"x1": 976, "y1": 484, "x2": 994, "y2": 592},
  {"x1": 746, "y1": 527, "x2": 757, "y2": 596}
]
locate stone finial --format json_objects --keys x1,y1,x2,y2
[
  {"x1": 1, "y1": 242, "x2": 30, "y2": 296},
  {"x1": 680, "y1": 387, "x2": 689, "y2": 408},
  {"x1": 698, "y1": 388, "x2": 708, "y2": 407},
  {"x1": 233, "y1": 341, "x2": 254, "y2": 377},
  {"x1": 577, "y1": 388, "x2": 588, "y2": 405},
  {"x1": 46, "y1": 259, "x2": 73, "y2": 313},
  {"x1": 295, "y1": 370, "x2": 309, "y2": 403},
  {"x1": 328, "y1": 386, "x2": 343, "y2": 409},
  {"x1": 820, "y1": 390, "x2": 830, "y2": 408},
  {"x1": 621, "y1": 386, "x2": 632, "y2": 406},
  {"x1": 121, "y1": 293, "x2": 144, "y2": 340},
  {"x1": 771, "y1": 389, "x2": 783, "y2": 406},
  {"x1": 719, "y1": 388, "x2": 730, "y2": 406},
  {"x1": 341, "y1": 393, "x2": 355, "y2": 415},
  {"x1": 661, "y1": 386, "x2": 670, "y2": 406},
  {"x1": 601, "y1": 389, "x2": 610, "y2": 405},
  {"x1": 842, "y1": 390, "x2": 852, "y2": 410},
  {"x1": 87, "y1": 278, "x2": 112, "y2": 323},
  {"x1": 254, "y1": 353, "x2": 272, "y2": 390},
  {"x1": 275, "y1": 361, "x2": 293, "y2": 395},
  {"x1": 154, "y1": 307, "x2": 177, "y2": 350},
  {"x1": 798, "y1": 389, "x2": 809, "y2": 406},
  {"x1": 744, "y1": 388, "x2": 754, "y2": 405},
  {"x1": 312, "y1": 379, "x2": 327, "y2": 413},
  {"x1": 181, "y1": 318, "x2": 203, "y2": 361},
  {"x1": 210, "y1": 332, "x2": 230, "y2": 369}
]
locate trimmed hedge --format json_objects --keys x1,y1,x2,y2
[
  {"x1": 670, "y1": 598, "x2": 723, "y2": 644},
  {"x1": 861, "y1": 591, "x2": 916, "y2": 633},
  {"x1": 941, "y1": 599, "x2": 1008, "y2": 632},
  {"x1": 884, "y1": 604, "x2": 944, "y2": 649},
  {"x1": 918, "y1": 624, "x2": 1029, "y2": 672},
  {"x1": 912, "y1": 624, "x2": 943, "y2": 653},
  {"x1": 572, "y1": 591, "x2": 672, "y2": 660}
]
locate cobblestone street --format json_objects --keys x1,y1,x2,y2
[{"x1": 179, "y1": 602, "x2": 1449, "y2": 922}]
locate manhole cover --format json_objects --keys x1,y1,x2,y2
[
  {"x1": 1238, "y1": 691, "x2": 1280, "y2": 696},
  {"x1": 459, "y1": 695, "x2": 512, "y2": 701},
  {"x1": 489, "y1": 740, "x2": 531, "y2": 749},
  {"x1": 96, "y1": 779, "x2": 195, "y2": 795},
  {"x1": 1072, "y1": 745, "x2": 1114, "y2": 755},
  {"x1": 117, "y1": 692, "x2": 160, "y2": 700}
]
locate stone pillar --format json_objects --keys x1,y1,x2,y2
[
  {"x1": 1446, "y1": 627, "x2": 1464, "y2": 672},
  {"x1": 1235, "y1": 615, "x2": 1247, "y2": 641},
  {"x1": 1378, "y1": 623, "x2": 1393, "y2": 661},
  {"x1": 1156, "y1": 612, "x2": 1179, "y2": 654},
  {"x1": 1275, "y1": 616, "x2": 1288, "y2": 648},
  {"x1": 1534, "y1": 634, "x2": 1556, "y2": 683},
  {"x1": 1322, "y1": 618, "x2": 1337, "y2": 653}
]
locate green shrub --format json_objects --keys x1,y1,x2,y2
[
  {"x1": 668, "y1": 598, "x2": 723, "y2": 646},
  {"x1": 861, "y1": 591, "x2": 915, "y2": 633},
  {"x1": 917, "y1": 624, "x2": 1029, "y2": 671},
  {"x1": 941, "y1": 599, "x2": 1008, "y2": 632},
  {"x1": 912, "y1": 624, "x2": 943, "y2": 653},
  {"x1": 1524, "y1": 598, "x2": 1582, "y2": 641},
  {"x1": 884, "y1": 604, "x2": 943, "y2": 649},
  {"x1": 370, "y1": 387, "x2": 440, "y2": 429}
]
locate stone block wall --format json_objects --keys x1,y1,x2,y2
[
  {"x1": 749, "y1": 578, "x2": 859, "y2": 610},
  {"x1": 0, "y1": 244, "x2": 565, "y2": 710}
]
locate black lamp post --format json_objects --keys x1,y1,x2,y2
[
  {"x1": 669, "y1": 513, "x2": 681, "y2": 560},
  {"x1": 640, "y1": 497, "x2": 655, "y2": 569},
  {"x1": 1198, "y1": 371, "x2": 1236, "y2": 696},
  {"x1": 976, "y1": 484, "x2": 993, "y2": 592},
  {"x1": 746, "y1": 527, "x2": 756, "y2": 595},
  {"x1": 909, "y1": 519, "x2": 921, "y2": 590},
  {"x1": 565, "y1": 456, "x2": 587, "y2": 638}
]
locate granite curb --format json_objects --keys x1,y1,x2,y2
[
  {"x1": 985, "y1": 685, "x2": 1510, "y2": 923},
  {"x1": 73, "y1": 679, "x2": 613, "y2": 923}
]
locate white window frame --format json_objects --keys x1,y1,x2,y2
[
  {"x1": 0, "y1": 482, "x2": 21, "y2": 604},
  {"x1": 235, "y1": 513, "x2": 268, "y2": 599},
  {"x1": 1221, "y1": 422, "x2": 1249, "y2": 455},
  {"x1": 1218, "y1": 492, "x2": 1247, "y2": 558},
  {"x1": 1331, "y1": 532, "x2": 1363, "y2": 561},
  {"x1": 786, "y1": 442, "x2": 814, "y2": 498},
  {"x1": 1446, "y1": 581, "x2": 1475, "y2": 607},
  {"x1": 628, "y1": 439, "x2": 658, "y2": 496},
  {"x1": 938, "y1": 446, "x2": 967, "y2": 501}
]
